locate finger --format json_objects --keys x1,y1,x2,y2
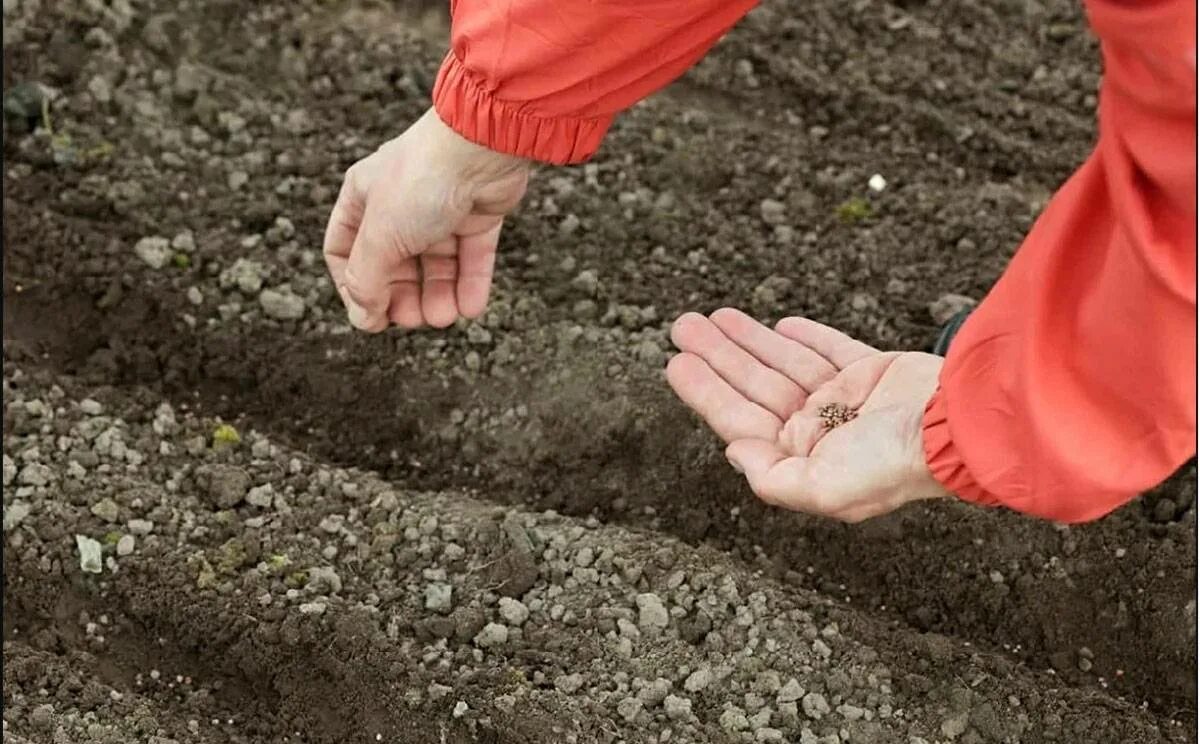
[
  {"x1": 420, "y1": 238, "x2": 460, "y2": 329},
  {"x1": 666, "y1": 353, "x2": 781, "y2": 443},
  {"x1": 671, "y1": 312, "x2": 804, "y2": 420},
  {"x1": 344, "y1": 200, "x2": 414, "y2": 333},
  {"x1": 799, "y1": 353, "x2": 901, "y2": 416},
  {"x1": 323, "y1": 164, "x2": 368, "y2": 291},
  {"x1": 709, "y1": 308, "x2": 838, "y2": 393},
  {"x1": 386, "y1": 258, "x2": 423, "y2": 329},
  {"x1": 777, "y1": 412, "x2": 826, "y2": 458},
  {"x1": 456, "y1": 221, "x2": 501, "y2": 319},
  {"x1": 725, "y1": 439, "x2": 835, "y2": 515},
  {"x1": 775, "y1": 317, "x2": 876, "y2": 370}
]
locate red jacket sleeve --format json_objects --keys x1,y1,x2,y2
[
  {"x1": 431, "y1": 0, "x2": 759, "y2": 164},
  {"x1": 923, "y1": 0, "x2": 1197, "y2": 522}
]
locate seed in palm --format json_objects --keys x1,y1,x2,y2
[{"x1": 818, "y1": 403, "x2": 857, "y2": 429}]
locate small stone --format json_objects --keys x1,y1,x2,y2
[
  {"x1": 720, "y1": 708, "x2": 750, "y2": 732},
  {"x1": 638, "y1": 678, "x2": 672, "y2": 706},
  {"x1": 571, "y1": 270, "x2": 599, "y2": 296},
  {"x1": 929, "y1": 293, "x2": 977, "y2": 325},
  {"x1": 247, "y1": 484, "x2": 274, "y2": 508},
  {"x1": 18, "y1": 464, "x2": 51, "y2": 486},
  {"x1": 663, "y1": 695, "x2": 692, "y2": 721},
  {"x1": 474, "y1": 622, "x2": 508, "y2": 648},
  {"x1": 79, "y1": 399, "x2": 104, "y2": 415},
  {"x1": 941, "y1": 712, "x2": 969, "y2": 739},
  {"x1": 755, "y1": 728, "x2": 784, "y2": 743},
  {"x1": 554, "y1": 673, "x2": 585, "y2": 694},
  {"x1": 90, "y1": 498, "x2": 120, "y2": 522},
  {"x1": 202, "y1": 465, "x2": 250, "y2": 509},
  {"x1": 617, "y1": 618, "x2": 641, "y2": 639},
  {"x1": 127, "y1": 519, "x2": 154, "y2": 535},
  {"x1": 559, "y1": 214, "x2": 581, "y2": 235},
  {"x1": 116, "y1": 534, "x2": 135, "y2": 556},
  {"x1": 812, "y1": 638, "x2": 833, "y2": 658},
  {"x1": 778, "y1": 678, "x2": 806, "y2": 704},
  {"x1": 134, "y1": 237, "x2": 171, "y2": 269},
  {"x1": 498, "y1": 597, "x2": 529, "y2": 626},
  {"x1": 684, "y1": 667, "x2": 713, "y2": 692},
  {"x1": 259, "y1": 287, "x2": 306, "y2": 320},
  {"x1": 425, "y1": 583, "x2": 453, "y2": 614},
  {"x1": 452, "y1": 701, "x2": 469, "y2": 718},
  {"x1": 760, "y1": 198, "x2": 787, "y2": 225},
  {"x1": 635, "y1": 593, "x2": 669, "y2": 629},
  {"x1": 299, "y1": 601, "x2": 327, "y2": 615},
  {"x1": 76, "y1": 535, "x2": 103, "y2": 574},
  {"x1": 837, "y1": 704, "x2": 866, "y2": 721},
  {"x1": 4, "y1": 500, "x2": 32, "y2": 532},
  {"x1": 617, "y1": 697, "x2": 643, "y2": 722},
  {"x1": 802, "y1": 692, "x2": 830, "y2": 720}
]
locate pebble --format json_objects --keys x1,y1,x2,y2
[
  {"x1": 663, "y1": 694, "x2": 692, "y2": 721},
  {"x1": 498, "y1": 597, "x2": 529, "y2": 626},
  {"x1": 76, "y1": 535, "x2": 103, "y2": 574},
  {"x1": 116, "y1": 534, "x2": 135, "y2": 556},
  {"x1": 4, "y1": 500, "x2": 32, "y2": 532},
  {"x1": 452, "y1": 701, "x2": 469, "y2": 718},
  {"x1": 554, "y1": 673, "x2": 585, "y2": 694},
  {"x1": 2, "y1": 454, "x2": 16, "y2": 486},
  {"x1": 760, "y1": 198, "x2": 787, "y2": 225},
  {"x1": 474, "y1": 622, "x2": 508, "y2": 648},
  {"x1": 684, "y1": 667, "x2": 713, "y2": 692},
  {"x1": 259, "y1": 287, "x2": 306, "y2": 320},
  {"x1": 928, "y1": 293, "x2": 977, "y2": 325},
  {"x1": 720, "y1": 708, "x2": 750, "y2": 732},
  {"x1": 635, "y1": 593, "x2": 669, "y2": 629},
  {"x1": 127, "y1": 519, "x2": 154, "y2": 535},
  {"x1": 638, "y1": 678, "x2": 672, "y2": 706},
  {"x1": 19, "y1": 464, "x2": 51, "y2": 486},
  {"x1": 90, "y1": 498, "x2": 120, "y2": 522},
  {"x1": 802, "y1": 692, "x2": 830, "y2": 720},
  {"x1": 246, "y1": 484, "x2": 274, "y2": 508},
  {"x1": 203, "y1": 465, "x2": 249, "y2": 509},
  {"x1": 755, "y1": 728, "x2": 784, "y2": 743},
  {"x1": 79, "y1": 399, "x2": 104, "y2": 415},
  {"x1": 617, "y1": 696, "x2": 643, "y2": 722},
  {"x1": 778, "y1": 678, "x2": 805, "y2": 703},
  {"x1": 940, "y1": 712, "x2": 969, "y2": 739},
  {"x1": 298, "y1": 602, "x2": 326, "y2": 615},
  {"x1": 424, "y1": 583, "x2": 453, "y2": 614},
  {"x1": 134, "y1": 236, "x2": 171, "y2": 269}
]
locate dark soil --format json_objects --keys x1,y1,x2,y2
[{"x1": 3, "y1": 0, "x2": 1195, "y2": 741}]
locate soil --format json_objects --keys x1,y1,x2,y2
[{"x1": 2, "y1": 0, "x2": 1196, "y2": 742}]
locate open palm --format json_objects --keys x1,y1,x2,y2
[{"x1": 667, "y1": 309, "x2": 948, "y2": 522}]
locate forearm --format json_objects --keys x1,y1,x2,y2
[
  {"x1": 921, "y1": 0, "x2": 1196, "y2": 522},
  {"x1": 432, "y1": 0, "x2": 759, "y2": 164}
]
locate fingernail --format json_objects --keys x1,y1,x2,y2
[
  {"x1": 727, "y1": 457, "x2": 743, "y2": 474},
  {"x1": 346, "y1": 298, "x2": 369, "y2": 328}
]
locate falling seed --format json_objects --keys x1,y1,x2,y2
[
  {"x1": 818, "y1": 403, "x2": 857, "y2": 429},
  {"x1": 868, "y1": 173, "x2": 887, "y2": 192}
]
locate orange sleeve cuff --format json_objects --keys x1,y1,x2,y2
[
  {"x1": 432, "y1": 53, "x2": 615, "y2": 166},
  {"x1": 921, "y1": 390, "x2": 998, "y2": 507}
]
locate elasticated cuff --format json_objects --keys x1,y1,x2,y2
[
  {"x1": 432, "y1": 53, "x2": 614, "y2": 166},
  {"x1": 922, "y1": 390, "x2": 997, "y2": 506}
]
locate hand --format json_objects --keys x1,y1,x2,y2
[
  {"x1": 323, "y1": 108, "x2": 530, "y2": 332},
  {"x1": 667, "y1": 309, "x2": 950, "y2": 522}
]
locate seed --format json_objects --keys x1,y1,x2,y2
[{"x1": 818, "y1": 403, "x2": 857, "y2": 429}]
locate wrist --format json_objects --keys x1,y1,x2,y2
[
  {"x1": 420, "y1": 107, "x2": 529, "y2": 186},
  {"x1": 905, "y1": 397, "x2": 952, "y2": 503}
]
